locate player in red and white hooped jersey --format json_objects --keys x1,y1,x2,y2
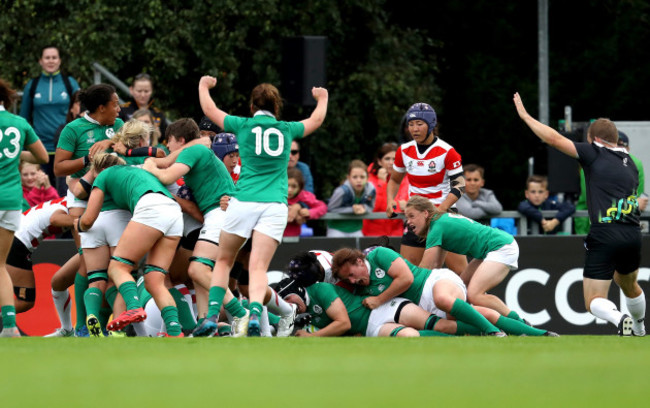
[
  {"x1": 6, "y1": 197, "x2": 74, "y2": 315},
  {"x1": 386, "y1": 103, "x2": 467, "y2": 274}
]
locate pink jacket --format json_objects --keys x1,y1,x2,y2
[
  {"x1": 284, "y1": 190, "x2": 327, "y2": 236},
  {"x1": 23, "y1": 185, "x2": 60, "y2": 208}
]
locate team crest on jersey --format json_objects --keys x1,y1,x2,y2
[
  {"x1": 61, "y1": 92, "x2": 68, "y2": 100},
  {"x1": 427, "y1": 161, "x2": 436, "y2": 173},
  {"x1": 313, "y1": 305, "x2": 323, "y2": 315},
  {"x1": 374, "y1": 268, "x2": 385, "y2": 279},
  {"x1": 106, "y1": 128, "x2": 115, "y2": 138}
]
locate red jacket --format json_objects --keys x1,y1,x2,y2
[
  {"x1": 23, "y1": 185, "x2": 60, "y2": 208},
  {"x1": 362, "y1": 169, "x2": 408, "y2": 237}
]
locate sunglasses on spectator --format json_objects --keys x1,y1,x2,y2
[{"x1": 290, "y1": 150, "x2": 300, "y2": 155}]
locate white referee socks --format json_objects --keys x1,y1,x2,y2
[
  {"x1": 589, "y1": 297, "x2": 623, "y2": 326},
  {"x1": 624, "y1": 291, "x2": 646, "y2": 336}
]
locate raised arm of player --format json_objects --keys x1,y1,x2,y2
[
  {"x1": 300, "y1": 87, "x2": 329, "y2": 137},
  {"x1": 513, "y1": 92, "x2": 577, "y2": 158},
  {"x1": 198, "y1": 76, "x2": 227, "y2": 130}
]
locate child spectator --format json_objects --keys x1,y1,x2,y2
[
  {"x1": 517, "y1": 174, "x2": 575, "y2": 235},
  {"x1": 456, "y1": 164, "x2": 503, "y2": 223},
  {"x1": 21, "y1": 161, "x2": 59, "y2": 208},
  {"x1": 327, "y1": 159, "x2": 376, "y2": 237},
  {"x1": 285, "y1": 168, "x2": 327, "y2": 237},
  {"x1": 362, "y1": 142, "x2": 404, "y2": 236}
]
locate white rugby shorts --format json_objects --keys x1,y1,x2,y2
[
  {"x1": 222, "y1": 197, "x2": 288, "y2": 242},
  {"x1": 131, "y1": 193, "x2": 183, "y2": 237}
]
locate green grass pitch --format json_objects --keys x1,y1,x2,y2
[{"x1": 1, "y1": 336, "x2": 647, "y2": 407}]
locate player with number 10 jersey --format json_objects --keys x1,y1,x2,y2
[
  {"x1": 225, "y1": 113, "x2": 304, "y2": 204},
  {"x1": 192, "y1": 76, "x2": 328, "y2": 338}
]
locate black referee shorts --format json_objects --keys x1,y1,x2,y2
[{"x1": 583, "y1": 224, "x2": 642, "y2": 280}]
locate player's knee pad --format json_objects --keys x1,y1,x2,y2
[
  {"x1": 14, "y1": 286, "x2": 36, "y2": 302},
  {"x1": 188, "y1": 256, "x2": 216, "y2": 270},
  {"x1": 389, "y1": 326, "x2": 407, "y2": 337},
  {"x1": 144, "y1": 264, "x2": 168, "y2": 275},
  {"x1": 87, "y1": 269, "x2": 108, "y2": 284}
]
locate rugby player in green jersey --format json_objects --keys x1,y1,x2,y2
[
  {"x1": 194, "y1": 75, "x2": 328, "y2": 337},
  {"x1": 0, "y1": 79, "x2": 49, "y2": 337},
  {"x1": 406, "y1": 195, "x2": 525, "y2": 323}
]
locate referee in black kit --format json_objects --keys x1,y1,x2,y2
[{"x1": 513, "y1": 92, "x2": 645, "y2": 336}]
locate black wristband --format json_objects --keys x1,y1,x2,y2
[
  {"x1": 77, "y1": 217, "x2": 85, "y2": 233},
  {"x1": 128, "y1": 146, "x2": 159, "y2": 157},
  {"x1": 83, "y1": 155, "x2": 90, "y2": 167},
  {"x1": 79, "y1": 178, "x2": 92, "y2": 195}
]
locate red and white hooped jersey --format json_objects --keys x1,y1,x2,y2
[
  {"x1": 16, "y1": 197, "x2": 69, "y2": 251},
  {"x1": 393, "y1": 138, "x2": 463, "y2": 205}
]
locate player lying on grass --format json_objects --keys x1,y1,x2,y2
[
  {"x1": 276, "y1": 279, "x2": 453, "y2": 337},
  {"x1": 332, "y1": 246, "x2": 558, "y2": 337}
]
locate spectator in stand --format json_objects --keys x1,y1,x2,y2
[
  {"x1": 132, "y1": 108, "x2": 163, "y2": 152},
  {"x1": 21, "y1": 161, "x2": 60, "y2": 209},
  {"x1": 575, "y1": 131, "x2": 646, "y2": 234},
  {"x1": 119, "y1": 73, "x2": 168, "y2": 139},
  {"x1": 285, "y1": 168, "x2": 327, "y2": 237},
  {"x1": 363, "y1": 142, "x2": 407, "y2": 237},
  {"x1": 288, "y1": 140, "x2": 314, "y2": 193},
  {"x1": 20, "y1": 45, "x2": 80, "y2": 185},
  {"x1": 517, "y1": 175, "x2": 575, "y2": 235},
  {"x1": 327, "y1": 159, "x2": 376, "y2": 237},
  {"x1": 456, "y1": 164, "x2": 502, "y2": 224}
]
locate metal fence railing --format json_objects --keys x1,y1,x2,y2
[{"x1": 318, "y1": 210, "x2": 650, "y2": 236}]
